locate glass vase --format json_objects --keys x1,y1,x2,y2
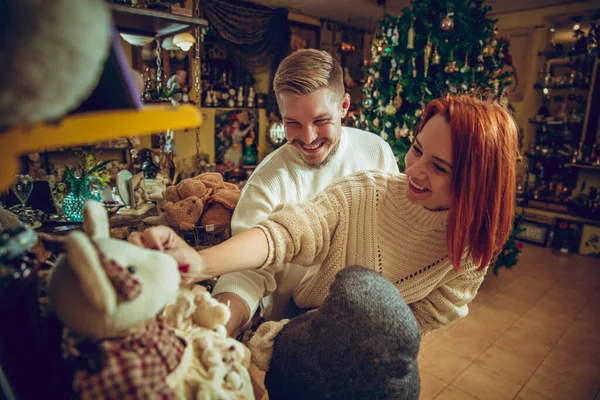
[{"x1": 62, "y1": 176, "x2": 102, "y2": 222}]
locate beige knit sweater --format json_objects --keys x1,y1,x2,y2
[{"x1": 256, "y1": 170, "x2": 487, "y2": 334}]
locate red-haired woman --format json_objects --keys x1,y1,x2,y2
[{"x1": 130, "y1": 94, "x2": 519, "y2": 335}]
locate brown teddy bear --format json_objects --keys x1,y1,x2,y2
[{"x1": 144, "y1": 173, "x2": 241, "y2": 232}]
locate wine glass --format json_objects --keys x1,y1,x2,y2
[{"x1": 11, "y1": 175, "x2": 34, "y2": 211}]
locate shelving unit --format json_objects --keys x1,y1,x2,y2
[
  {"x1": 0, "y1": 104, "x2": 201, "y2": 192},
  {"x1": 108, "y1": 3, "x2": 207, "y2": 37},
  {"x1": 521, "y1": 35, "x2": 597, "y2": 214}
]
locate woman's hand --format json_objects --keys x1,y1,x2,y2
[{"x1": 128, "y1": 226, "x2": 209, "y2": 285}]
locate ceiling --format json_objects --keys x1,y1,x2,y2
[{"x1": 245, "y1": 0, "x2": 596, "y2": 30}]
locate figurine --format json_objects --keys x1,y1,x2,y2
[
  {"x1": 246, "y1": 88, "x2": 255, "y2": 108},
  {"x1": 237, "y1": 86, "x2": 245, "y2": 108}
]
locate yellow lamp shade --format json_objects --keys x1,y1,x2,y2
[{"x1": 173, "y1": 32, "x2": 195, "y2": 51}]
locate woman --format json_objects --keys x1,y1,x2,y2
[{"x1": 130, "y1": 94, "x2": 518, "y2": 334}]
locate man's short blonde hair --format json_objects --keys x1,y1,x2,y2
[{"x1": 273, "y1": 49, "x2": 344, "y2": 101}]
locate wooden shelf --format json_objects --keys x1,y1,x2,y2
[
  {"x1": 537, "y1": 50, "x2": 594, "y2": 60},
  {"x1": 517, "y1": 205, "x2": 586, "y2": 223},
  {"x1": 108, "y1": 3, "x2": 208, "y2": 37},
  {"x1": 0, "y1": 104, "x2": 201, "y2": 192},
  {"x1": 534, "y1": 83, "x2": 590, "y2": 91},
  {"x1": 528, "y1": 119, "x2": 582, "y2": 126},
  {"x1": 565, "y1": 163, "x2": 600, "y2": 171}
]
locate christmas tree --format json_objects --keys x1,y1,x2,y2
[
  {"x1": 357, "y1": 0, "x2": 514, "y2": 169},
  {"x1": 493, "y1": 216, "x2": 525, "y2": 275}
]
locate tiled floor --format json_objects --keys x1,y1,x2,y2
[{"x1": 420, "y1": 243, "x2": 600, "y2": 400}]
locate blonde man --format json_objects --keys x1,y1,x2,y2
[{"x1": 211, "y1": 49, "x2": 399, "y2": 335}]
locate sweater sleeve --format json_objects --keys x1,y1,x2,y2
[
  {"x1": 409, "y1": 261, "x2": 486, "y2": 335},
  {"x1": 257, "y1": 186, "x2": 345, "y2": 272},
  {"x1": 211, "y1": 183, "x2": 279, "y2": 320}
]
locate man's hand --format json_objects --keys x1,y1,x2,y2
[
  {"x1": 213, "y1": 292, "x2": 251, "y2": 337},
  {"x1": 128, "y1": 226, "x2": 208, "y2": 284}
]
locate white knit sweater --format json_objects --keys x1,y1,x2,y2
[
  {"x1": 257, "y1": 171, "x2": 487, "y2": 334},
  {"x1": 212, "y1": 127, "x2": 399, "y2": 321}
]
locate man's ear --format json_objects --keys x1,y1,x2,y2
[{"x1": 341, "y1": 93, "x2": 351, "y2": 117}]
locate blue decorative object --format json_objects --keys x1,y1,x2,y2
[{"x1": 62, "y1": 176, "x2": 101, "y2": 222}]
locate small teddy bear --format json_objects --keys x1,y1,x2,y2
[
  {"x1": 162, "y1": 285, "x2": 255, "y2": 399},
  {"x1": 144, "y1": 172, "x2": 241, "y2": 231}
]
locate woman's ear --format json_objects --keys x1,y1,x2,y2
[{"x1": 83, "y1": 200, "x2": 110, "y2": 240}]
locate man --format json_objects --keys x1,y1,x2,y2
[{"x1": 211, "y1": 49, "x2": 400, "y2": 334}]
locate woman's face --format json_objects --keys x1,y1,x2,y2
[{"x1": 404, "y1": 114, "x2": 453, "y2": 211}]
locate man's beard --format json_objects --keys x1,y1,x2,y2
[{"x1": 292, "y1": 138, "x2": 341, "y2": 170}]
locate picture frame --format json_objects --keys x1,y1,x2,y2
[
  {"x1": 579, "y1": 224, "x2": 600, "y2": 257},
  {"x1": 214, "y1": 109, "x2": 258, "y2": 171},
  {"x1": 290, "y1": 21, "x2": 321, "y2": 53},
  {"x1": 550, "y1": 218, "x2": 583, "y2": 254},
  {"x1": 129, "y1": 172, "x2": 147, "y2": 209},
  {"x1": 515, "y1": 218, "x2": 552, "y2": 246}
]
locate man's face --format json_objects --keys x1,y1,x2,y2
[{"x1": 279, "y1": 88, "x2": 350, "y2": 167}]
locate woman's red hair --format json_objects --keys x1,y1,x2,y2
[{"x1": 414, "y1": 94, "x2": 519, "y2": 270}]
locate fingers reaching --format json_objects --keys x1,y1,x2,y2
[{"x1": 127, "y1": 231, "x2": 144, "y2": 247}]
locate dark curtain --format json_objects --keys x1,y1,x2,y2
[{"x1": 202, "y1": 0, "x2": 290, "y2": 108}]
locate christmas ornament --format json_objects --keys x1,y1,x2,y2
[
  {"x1": 415, "y1": 108, "x2": 423, "y2": 118},
  {"x1": 389, "y1": 59, "x2": 398, "y2": 80},
  {"x1": 384, "y1": 120, "x2": 393, "y2": 128},
  {"x1": 476, "y1": 63, "x2": 484, "y2": 72},
  {"x1": 444, "y1": 60, "x2": 457, "y2": 73},
  {"x1": 412, "y1": 57, "x2": 417, "y2": 78},
  {"x1": 423, "y1": 35, "x2": 432, "y2": 76},
  {"x1": 399, "y1": 124, "x2": 410, "y2": 137},
  {"x1": 363, "y1": 98, "x2": 373, "y2": 108},
  {"x1": 373, "y1": 117, "x2": 380, "y2": 127},
  {"x1": 440, "y1": 13, "x2": 455, "y2": 32},
  {"x1": 460, "y1": 53, "x2": 470, "y2": 73},
  {"x1": 374, "y1": 71, "x2": 380, "y2": 79},
  {"x1": 432, "y1": 45, "x2": 441, "y2": 65},
  {"x1": 385, "y1": 103, "x2": 397, "y2": 116},
  {"x1": 407, "y1": 19, "x2": 415, "y2": 49},
  {"x1": 380, "y1": 129, "x2": 388, "y2": 141},
  {"x1": 394, "y1": 126, "x2": 402, "y2": 139},
  {"x1": 393, "y1": 93, "x2": 403, "y2": 109},
  {"x1": 483, "y1": 43, "x2": 495, "y2": 56},
  {"x1": 392, "y1": 27, "x2": 399, "y2": 46}
]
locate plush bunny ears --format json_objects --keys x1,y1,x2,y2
[
  {"x1": 83, "y1": 201, "x2": 110, "y2": 240},
  {"x1": 62, "y1": 201, "x2": 116, "y2": 315},
  {"x1": 66, "y1": 231, "x2": 117, "y2": 316}
]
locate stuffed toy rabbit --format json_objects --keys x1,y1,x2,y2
[
  {"x1": 47, "y1": 201, "x2": 255, "y2": 399},
  {"x1": 47, "y1": 201, "x2": 188, "y2": 399}
]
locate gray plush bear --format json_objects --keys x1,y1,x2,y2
[{"x1": 248, "y1": 265, "x2": 421, "y2": 400}]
